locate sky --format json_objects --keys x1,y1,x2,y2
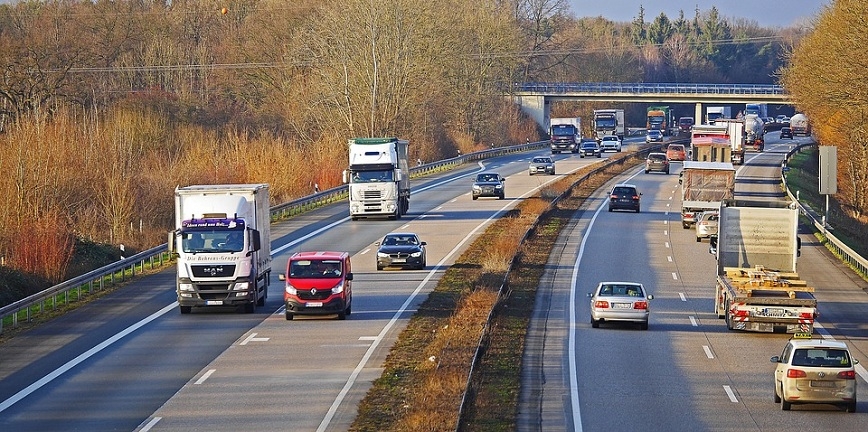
[{"x1": 568, "y1": 0, "x2": 831, "y2": 28}]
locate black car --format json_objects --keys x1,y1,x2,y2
[
  {"x1": 472, "y1": 172, "x2": 505, "y2": 200},
  {"x1": 579, "y1": 139, "x2": 602, "y2": 158},
  {"x1": 608, "y1": 183, "x2": 641, "y2": 213},
  {"x1": 780, "y1": 127, "x2": 793, "y2": 139},
  {"x1": 376, "y1": 233, "x2": 427, "y2": 270}
]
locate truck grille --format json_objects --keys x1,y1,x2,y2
[
  {"x1": 195, "y1": 283, "x2": 233, "y2": 300},
  {"x1": 362, "y1": 190, "x2": 382, "y2": 199},
  {"x1": 191, "y1": 265, "x2": 237, "y2": 278}
]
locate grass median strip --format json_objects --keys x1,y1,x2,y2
[{"x1": 351, "y1": 152, "x2": 642, "y2": 431}]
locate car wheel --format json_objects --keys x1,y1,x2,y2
[
  {"x1": 682, "y1": 223, "x2": 690, "y2": 229},
  {"x1": 472, "y1": 196, "x2": 478, "y2": 200},
  {"x1": 528, "y1": 172, "x2": 533, "y2": 176},
  {"x1": 499, "y1": 194, "x2": 504, "y2": 200},
  {"x1": 591, "y1": 317, "x2": 599, "y2": 328},
  {"x1": 580, "y1": 154, "x2": 585, "y2": 158},
  {"x1": 696, "y1": 236, "x2": 702, "y2": 242},
  {"x1": 645, "y1": 169, "x2": 649, "y2": 174},
  {"x1": 376, "y1": 265, "x2": 383, "y2": 271},
  {"x1": 180, "y1": 306, "x2": 192, "y2": 314},
  {"x1": 285, "y1": 312, "x2": 294, "y2": 321},
  {"x1": 665, "y1": 169, "x2": 669, "y2": 174},
  {"x1": 846, "y1": 400, "x2": 857, "y2": 413},
  {"x1": 781, "y1": 398, "x2": 791, "y2": 411},
  {"x1": 337, "y1": 309, "x2": 347, "y2": 320},
  {"x1": 640, "y1": 321, "x2": 648, "y2": 330},
  {"x1": 773, "y1": 385, "x2": 781, "y2": 403},
  {"x1": 635, "y1": 206, "x2": 640, "y2": 213},
  {"x1": 608, "y1": 206, "x2": 613, "y2": 212}
]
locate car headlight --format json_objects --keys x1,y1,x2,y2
[
  {"x1": 285, "y1": 283, "x2": 297, "y2": 296},
  {"x1": 179, "y1": 283, "x2": 194, "y2": 292},
  {"x1": 472, "y1": 185, "x2": 481, "y2": 191},
  {"x1": 377, "y1": 252, "x2": 389, "y2": 258},
  {"x1": 495, "y1": 184, "x2": 503, "y2": 189},
  {"x1": 410, "y1": 251, "x2": 422, "y2": 257},
  {"x1": 331, "y1": 281, "x2": 345, "y2": 294}
]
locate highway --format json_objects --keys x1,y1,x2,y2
[
  {"x1": 519, "y1": 132, "x2": 868, "y2": 431},
  {"x1": 0, "y1": 141, "x2": 635, "y2": 431}
]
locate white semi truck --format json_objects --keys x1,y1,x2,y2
[
  {"x1": 711, "y1": 199, "x2": 817, "y2": 333},
  {"x1": 592, "y1": 109, "x2": 625, "y2": 141},
  {"x1": 706, "y1": 106, "x2": 732, "y2": 124},
  {"x1": 344, "y1": 137, "x2": 410, "y2": 220},
  {"x1": 170, "y1": 184, "x2": 272, "y2": 314}
]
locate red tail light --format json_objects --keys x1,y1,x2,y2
[
  {"x1": 610, "y1": 195, "x2": 619, "y2": 200},
  {"x1": 632, "y1": 195, "x2": 640, "y2": 200},
  {"x1": 787, "y1": 369, "x2": 807, "y2": 378},
  {"x1": 633, "y1": 301, "x2": 648, "y2": 310},
  {"x1": 594, "y1": 301, "x2": 609, "y2": 309},
  {"x1": 838, "y1": 370, "x2": 856, "y2": 379},
  {"x1": 733, "y1": 309, "x2": 750, "y2": 318},
  {"x1": 799, "y1": 312, "x2": 815, "y2": 319}
]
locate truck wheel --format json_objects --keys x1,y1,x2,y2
[
  {"x1": 257, "y1": 289, "x2": 266, "y2": 306},
  {"x1": 180, "y1": 306, "x2": 192, "y2": 314},
  {"x1": 285, "y1": 312, "x2": 294, "y2": 321},
  {"x1": 244, "y1": 302, "x2": 255, "y2": 313}
]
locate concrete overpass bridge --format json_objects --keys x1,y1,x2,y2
[{"x1": 513, "y1": 82, "x2": 791, "y2": 130}]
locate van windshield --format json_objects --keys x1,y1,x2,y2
[{"x1": 290, "y1": 259, "x2": 343, "y2": 278}]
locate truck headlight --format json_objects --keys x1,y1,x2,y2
[
  {"x1": 233, "y1": 282, "x2": 249, "y2": 291},
  {"x1": 179, "y1": 283, "x2": 194, "y2": 292}
]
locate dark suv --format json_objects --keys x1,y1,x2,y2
[
  {"x1": 645, "y1": 152, "x2": 670, "y2": 174},
  {"x1": 608, "y1": 184, "x2": 641, "y2": 212},
  {"x1": 472, "y1": 172, "x2": 505, "y2": 200}
]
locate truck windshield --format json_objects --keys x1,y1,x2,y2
[
  {"x1": 351, "y1": 170, "x2": 393, "y2": 183},
  {"x1": 550, "y1": 125, "x2": 576, "y2": 135},
  {"x1": 182, "y1": 229, "x2": 244, "y2": 253},
  {"x1": 595, "y1": 118, "x2": 615, "y2": 128}
]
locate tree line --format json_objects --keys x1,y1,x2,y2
[{"x1": 0, "y1": 0, "x2": 835, "y2": 300}]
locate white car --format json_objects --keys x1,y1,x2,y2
[
  {"x1": 588, "y1": 282, "x2": 653, "y2": 330},
  {"x1": 599, "y1": 135, "x2": 622, "y2": 152}
]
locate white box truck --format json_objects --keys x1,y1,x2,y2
[
  {"x1": 711, "y1": 200, "x2": 817, "y2": 333},
  {"x1": 170, "y1": 184, "x2": 272, "y2": 314},
  {"x1": 344, "y1": 137, "x2": 410, "y2": 220}
]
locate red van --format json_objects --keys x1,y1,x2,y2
[{"x1": 279, "y1": 251, "x2": 352, "y2": 320}]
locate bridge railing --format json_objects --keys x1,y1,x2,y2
[
  {"x1": 0, "y1": 140, "x2": 547, "y2": 333},
  {"x1": 515, "y1": 82, "x2": 785, "y2": 95}
]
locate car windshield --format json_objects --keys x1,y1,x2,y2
[
  {"x1": 532, "y1": 158, "x2": 550, "y2": 163},
  {"x1": 599, "y1": 284, "x2": 643, "y2": 297},
  {"x1": 383, "y1": 235, "x2": 418, "y2": 246},
  {"x1": 791, "y1": 348, "x2": 852, "y2": 367},
  {"x1": 477, "y1": 174, "x2": 499, "y2": 182},
  {"x1": 603, "y1": 136, "x2": 616, "y2": 141},
  {"x1": 290, "y1": 259, "x2": 343, "y2": 278}
]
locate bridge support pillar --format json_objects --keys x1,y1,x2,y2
[
  {"x1": 695, "y1": 103, "x2": 703, "y2": 124},
  {"x1": 513, "y1": 94, "x2": 548, "y2": 132}
]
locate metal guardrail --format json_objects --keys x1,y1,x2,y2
[
  {"x1": 515, "y1": 82, "x2": 785, "y2": 95},
  {"x1": 782, "y1": 144, "x2": 868, "y2": 279},
  {"x1": 0, "y1": 141, "x2": 547, "y2": 333}
]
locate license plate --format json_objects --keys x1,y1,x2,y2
[
  {"x1": 392, "y1": 258, "x2": 406, "y2": 263},
  {"x1": 810, "y1": 381, "x2": 836, "y2": 388},
  {"x1": 306, "y1": 302, "x2": 323, "y2": 307},
  {"x1": 206, "y1": 300, "x2": 223, "y2": 306},
  {"x1": 614, "y1": 303, "x2": 632, "y2": 309},
  {"x1": 761, "y1": 308, "x2": 785, "y2": 317}
]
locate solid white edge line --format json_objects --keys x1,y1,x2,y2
[
  {"x1": 0, "y1": 302, "x2": 178, "y2": 413},
  {"x1": 138, "y1": 417, "x2": 162, "y2": 432}
]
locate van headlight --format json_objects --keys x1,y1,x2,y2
[
  {"x1": 285, "y1": 283, "x2": 297, "y2": 296},
  {"x1": 331, "y1": 281, "x2": 345, "y2": 294}
]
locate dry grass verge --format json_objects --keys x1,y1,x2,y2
[{"x1": 351, "y1": 152, "x2": 645, "y2": 431}]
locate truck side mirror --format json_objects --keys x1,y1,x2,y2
[
  {"x1": 342, "y1": 170, "x2": 349, "y2": 184},
  {"x1": 396, "y1": 170, "x2": 403, "y2": 181},
  {"x1": 167, "y1": 231, "x2": 176, "y2": 254},
  {"x1": 797, "y1": 237, "x2": 801, "y2": 257},
  {"x1": 251, "y1": 230, "x2": 261, "y2": 252},
  {"x1": 709, "y1": 236, "x2": 718, "y2": 255}
]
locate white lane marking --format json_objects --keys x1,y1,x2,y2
[
  {"x1": 195, "y1": 369, "x2": 216, "y2": 385},
  {"x1": 360, "y1": 247, "x2": 371, "y2": 255},
  {"x1": 139, "y1": 417, "x2": 162, "y2": 431},
  {"x1": 0, "y1": 303, "x2": 177, "y2": 413},
  {"x1": 672, "y1": 273, "x2": 678, "y2": 280},
  {"x1": 400, "y1": 224, "x2": 410, "y2": 229},
  {"x1": 239, "y1": 333, "x2": 269, "y2": 345},
  {"x1": 663, "y1": 220, "x2": 668, "y2": 225},
  {"x1": 569, "y1": 169, "x2": 643, "y2": 431},
  {"x1": 665, "y1": 242, "x2": 670, "y2": 248},
  {"x1": 679, "y1": 293, "x2": 686, "y2": 301},
  {"x1": 667, "y1": 256, "x2": 673, "y2": 262},
  {"x1": 689, "y1": 316, "x2": 698, "y2": 327},
  {"x1": 813, "y1": 322, "x2": 868, "y2": 383},
  {"x1": 703, "y1": 346, "x2": 715, "y2": 359},
  {"x1": 664, "y1": 230, "x2": 668, "y2": 236},
  {"x1": 358, "y1": 336, "x2": 377, "y2": 341},
  {"x1": 723, "y1": 385, "x2": 739, "y2": 402}
]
